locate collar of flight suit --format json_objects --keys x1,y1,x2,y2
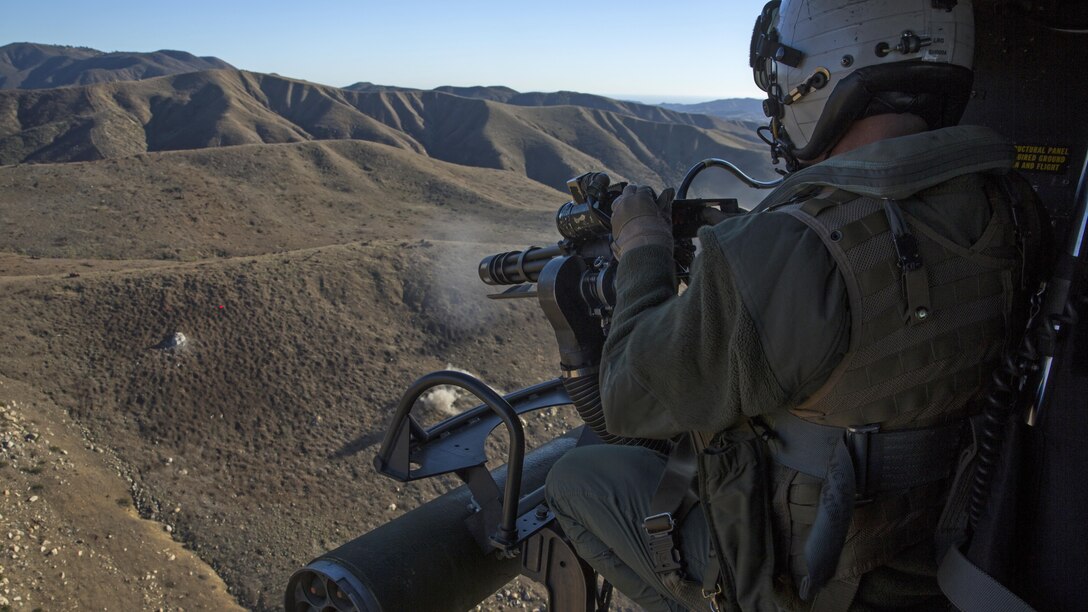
[{"x1": 754, "y1": 125, "x2": 1015, "y2": 211}]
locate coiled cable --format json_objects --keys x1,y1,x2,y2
[
  {"x1": 967, "y1": 293, "x2": 1086, "y2": 528},
  {"x1": 562, "y1": 373, "x2": 671, "y2": 455}
]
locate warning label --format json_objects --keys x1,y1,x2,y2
[{"x1": 1013, "y1": 145, "x2": 1070, "y2": 173}]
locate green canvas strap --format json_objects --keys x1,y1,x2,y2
[
  {"x1": 802, "y1": 198, "x2": 839, "y2": 217},
  {"x1": 801, "y1": 189, "x2": 857, "y2": 217},
  {"x1": 835, "y1": 209, "x2": 889, "y2": 251},
  {"x1": 881, "y1": 199, "x2": 931, "y2": 326},
  {"x1": 934, "y1": 415, "x2": 1037, "y2": 612},
  {"x1": 644, "y1": 435, "x2": 700, "y2": 575}
]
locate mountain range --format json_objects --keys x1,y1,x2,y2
[
  {"x1": 347, "y1": 81, "x2": 767, "y2": 124},
  {"x1": 0, "y1": 65, "x2": 773, "y2": 192},
  {"x1": 0, "y1": 42, "x2": 233, "y2": 89}
]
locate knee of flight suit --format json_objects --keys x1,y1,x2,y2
[
  {"x1": 545, "y1": 444, "x2": 667, "y2": 518},
  {"x1": 544, "y1": 444, "x2": 703, "y2": 612},
  {"x1": 544, "y1": 445, "x2": 599, "y2": 513}
]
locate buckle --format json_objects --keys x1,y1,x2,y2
[
  {"x1": 643, "y1": 512, "x2": 675, "y2": 535},
  {"x1": 703, "y1": 585, "x2": 723, "y2": 612},
  {"x1": 643, "y1": 513, "x2": 682, "y2": 573},
  {"x1": 893, "y1": 233, "x2": 923, "y2": 271},
  {"x1": 846, "y1": 424, "x2": 879, "y2": 503}
]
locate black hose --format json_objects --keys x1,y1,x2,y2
[
  {"x1": 968, "y1": 352, "x2": 1024, "y2": 527},
  {"x1": 967, "y1": 295, "x2": 1085, "y2": 528},
  {"x1": 676, "y1": 158, "x2": 783, "y2": 199},
  {"x1": 562, "y1": 372, "x2": 671, "y2": 454}
]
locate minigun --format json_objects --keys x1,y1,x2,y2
[{"x1": 285, "y1": 161, "x2": 779, "y2": 612}]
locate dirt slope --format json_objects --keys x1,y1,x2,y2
[
  {"x1": 0, "y1": 139, "x2": 565, "y2": 261},
  {"x1": 0, "y1": 239, "x2": 580, "y2": 610},
  {"x1": 349, "y1": 81, "x2": 737, "y2": 128},
  {"x1": 0, "y1": 374, "x2": 244, "y2": 611},
  {"x1": 0, "y1": 138, "x2": 611, "y2": 609}
]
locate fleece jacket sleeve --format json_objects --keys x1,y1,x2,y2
[
  {"x1": 599, "y1": 213, "x2": 849, "y2": 440},
  {"x1": 599, "y1": 231, "x2": 788, "y2": 439}
]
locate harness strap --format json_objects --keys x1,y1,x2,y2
[
  {"x1": 766, "y1": 413, "x2": 964, "y2": 492},
  {"x1": 934, "y1": 414, "x2": 1038, "y2": 611},
  {"x1": 883, "y1": 198, "x2": 932, "y2": 325},
  {"x1": 644, "y1": 434, "x2": 726, "y2": 611},
  {"x1": 645, "y1": 435, "x2": 700, "y2": 575}
]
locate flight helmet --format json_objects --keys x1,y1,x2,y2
[{"x1": 750, "y1": 0, "x2": 975, "y2": 170}]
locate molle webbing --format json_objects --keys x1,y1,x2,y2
[
  {"x1": 781, "y1": 185, "x2": 1019, "y2": 429},
  {"x1": 857, "y1": 273, "x2": 1008, "y2": 345}
]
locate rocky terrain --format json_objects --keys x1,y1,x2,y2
[
  {"x1": 0, "y1": 141, "x2": 583, "y2": 609},
  {"x1": 0, "y1": 375, "x2": 242, "y2": 611}
]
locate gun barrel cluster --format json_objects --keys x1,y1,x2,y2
[{"x1": 478, "y1": 244, "x2": 564, "y2": 285}]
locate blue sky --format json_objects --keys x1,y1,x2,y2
[{"x1": 1, "y1": 0, "x2": 768, "y2": 102}]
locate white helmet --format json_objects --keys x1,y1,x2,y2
[{"x1": 750, "y1": 0, "x2": 975, "y2": 170}]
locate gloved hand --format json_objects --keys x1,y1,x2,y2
[{"x1": 610, "y1": 184, "x2": 675, "y2": 260}]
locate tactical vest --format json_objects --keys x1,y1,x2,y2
[
  {"x1": 781, "y1": 181, "x2": 1020, "y2": 428},
  {"x1": 645, "y1": 127, "x2": 1039, "y2": 612},
  {"x1": 758, "y1": 172, "x2": 1035, "y2": 609}
]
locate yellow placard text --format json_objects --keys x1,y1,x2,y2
[{"x1": 1014, "y1": 145, "x2": 1070, "y2": 173}]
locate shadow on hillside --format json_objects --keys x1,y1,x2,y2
[{"x1": 330, "y1": 430, "x2": 385, "y2": 459}]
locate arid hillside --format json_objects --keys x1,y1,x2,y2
[
  {"x1": 0, "y1": 140, "x2": 601, "y2": 610},
  {"x1": 0, "y1": 139, "x2": 568, "y2": 260},
  {"x1": 0, "y1": 42, "x2": 233, "y2": 90},
  {"x1": 660, "y1": 98, "x2": 766, "y2": 123},
  {"x1": 0, "y1": 68, "x2": 770, "y2": 190}
]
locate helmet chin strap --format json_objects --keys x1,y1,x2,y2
[
  {"x1": 758, "y1": 117, "x2": 803, "y2": 173},
  {"x1": 757, "y1": 81, "x2": 799, "y2": 173}
]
